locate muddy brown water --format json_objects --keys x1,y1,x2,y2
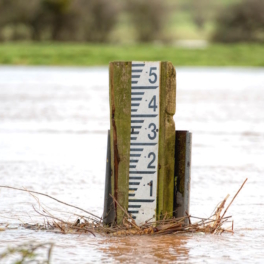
[{"x1": 0, "y1": 67, "x2": 263, "y2": 263}]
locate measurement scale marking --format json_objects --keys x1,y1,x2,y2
[
  {"x1": 129, "y1": 171, "x2": 156, "y2": 174},
  {"x1": 129, "y1": 182, "x2": 140, "y2": 185},
  {"x1": 130, "y1": 143, "x2": 157, "y2": 146},
  {"x1": 132, "y1": 63, "x2": 145, "y2": 67},
  {"x1": 131, "y1": 120, "x2": 144, "y2": 123},
  {"x1": 128, "y1": 205, "x2": 141, "y2": 208},
  {"x1": 129, "y1": 199, "x2": 155, "y2": 203},
  {"x1": 129, "y1": 176, "x2": 150, "y2": 180},
  {"x1": 131, "y1": 103, "x2": 140, "y2": 107},
  {"x1": 129, "y1": 175, "x2": 149, "y2": 179},
  {"x1": 132, "y1": 69, "x2": 143, "y2": 73},
  {"x1": 131, "y1": 98, "x2": 142, "y2": 101},
  {"x1": 129, "y1": 188, "x2": 138, "y2": 191},
  {"x1": 131, "y1": 114, "x2": 157, "y2": 118},
  {"x1": 132, "y1": 75, "x2": 140, "y2": 78},
  {"x1": 130, "y1": 137, "x2": 137, "y2": 140},
  {"x1": 130, "y1": 148, "x2": 143, "y2": 151},
  {"x1": 129, "y1": 194, "x2": 135, "y2": 197},
  {"x1": 130, "y1": 160, "x2": 139, "y2": 163},
  {"x1": 130, "y1": 154, "x2": 141, "y2": 157},
  {"x1": 132, "y1": 92, "x2": 144, "y2": 95},
  {"x1": 132, "y1": 86, "x2": 158, "y2": 89},
  {"x1": 129, "y1": 165, "x2": 136, "y2": 168},
  {"x1": 128, "y1": 210, "x2": 139, "y2": 214},
  {"x1": 129, "y1": 176, "x2": 142, "y2": 180}
]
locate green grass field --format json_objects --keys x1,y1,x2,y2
[{"x1": 0, "y1": 42, "x2": 263, "y2": 66}]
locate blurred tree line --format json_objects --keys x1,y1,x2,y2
[
  {"x1": 0, "y1": 0, "x2": 263, "y2": 43},
  {"x1": 212, "y1": 0, "x2": 264, "y2": 43},
  {"x1": 0, "y1": 0, "x2": 119, "y2": 42}
]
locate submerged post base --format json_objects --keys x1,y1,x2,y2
[{"x1": 103, "y1": 130, "x2": 192, "y2": 225}]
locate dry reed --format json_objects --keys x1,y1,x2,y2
[{"x1": 0, "y1": 178, "x2": 247, "y2": 237}]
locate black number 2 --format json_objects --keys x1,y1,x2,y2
[
  {"x1": 147, "y1": 152, "x2": 156, "y2": 169},
  {"x1": 149, "y1": 67, "x2": 157, "y2": 84}
]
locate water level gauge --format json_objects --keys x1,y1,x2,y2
[{"x1": 128, "y1": 62, "x2": 160, "y2": 225}]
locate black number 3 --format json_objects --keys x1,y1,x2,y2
[{"x1": 148, "y1": 123, "x2": 157, "y2": 140}]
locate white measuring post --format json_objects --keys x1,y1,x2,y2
[
  {"x1": 108, "y1": 61, "x2": 176, "y2": 225},
  {"x1": 128, "y1": 62, "x2": 160, "y2": 224}
]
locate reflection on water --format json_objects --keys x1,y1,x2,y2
[
  {"x1": 98, "y1": 235, "x2": 189, "y2": 263},
  {"x1": 0, "y1": 66, "x2": 264, "y2": 263}
]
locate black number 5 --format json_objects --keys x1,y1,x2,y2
[{"x1": 149, "y1": 67, "x2": 157, "y2": 84}]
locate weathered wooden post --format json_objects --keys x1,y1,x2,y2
[{"x1": 103, "y1": 61, "x2": 191, "y2": 225}]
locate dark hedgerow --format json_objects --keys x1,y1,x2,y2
[{"x1": 212, "y1": 0, "x2": 264, "y2": 43}]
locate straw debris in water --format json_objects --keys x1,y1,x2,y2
[{"x1": 0, "y1": 178, "x2": 247, "y2": 237}]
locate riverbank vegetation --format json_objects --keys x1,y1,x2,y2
[{"x1": 0, "y1": 43, "x2": 263, "y2": 66}]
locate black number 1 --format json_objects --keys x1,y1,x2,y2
[{"x1": 147, "y1": 180, "x2": 153, "y2": 196}]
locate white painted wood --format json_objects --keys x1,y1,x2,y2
[{"x1": 128, "y1": 61, "x2": 160, "y2": 225}]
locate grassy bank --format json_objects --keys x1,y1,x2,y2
[{"x1": 0, "y1": 42, "x2": 263, "y2": 66}]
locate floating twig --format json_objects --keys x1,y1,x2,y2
[{"x1": 221, "y1": 178, "x2": 248, "y2": 220}]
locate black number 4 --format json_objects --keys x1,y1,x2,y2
[
  {"x1": 148, "y1": 95, "x2": 157, "y2": 112},
  {"x1": 149, "y1": 67, "x2": 157, "y2": 84}
]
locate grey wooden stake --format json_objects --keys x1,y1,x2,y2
[
  {"x1": 174, "y1": 131, "x2": 192, "y2": 220},
  {"x1": 103, "y1": 130, "x2": 115, "y2": 225}
]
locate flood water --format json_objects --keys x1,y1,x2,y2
[{"x1": 0, "y1": 66, "x2": 263, "y2": 263}]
